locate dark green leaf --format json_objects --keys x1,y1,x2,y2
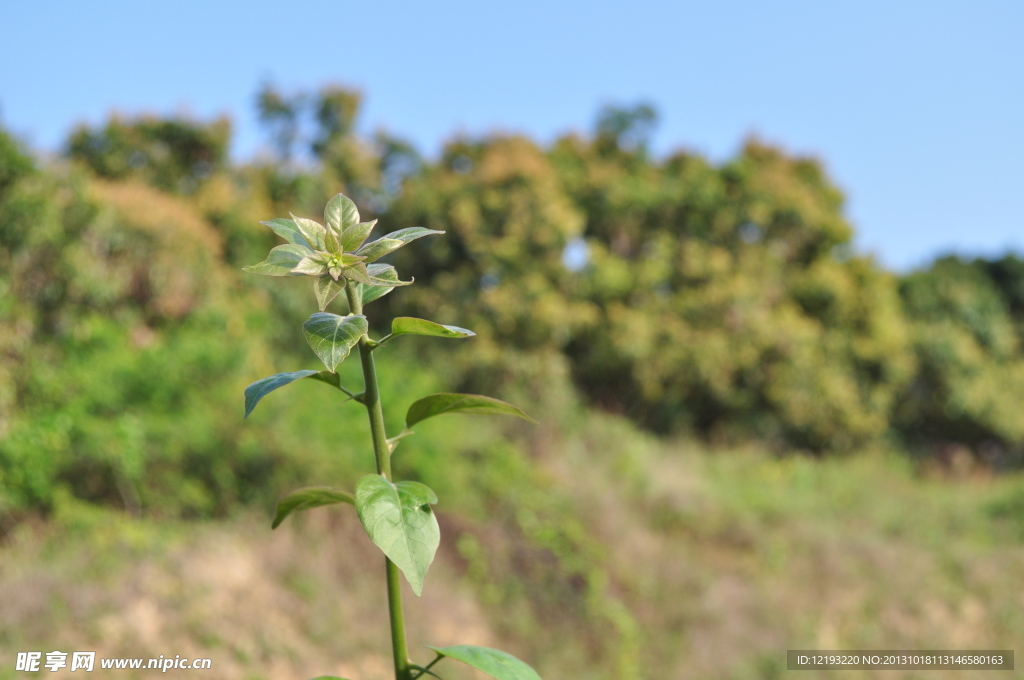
[
  {"x1": 242, "y1": 244, "x2": 313, "y2": 276},
  {"x1": 324, "y1": 193, "x2": 359, "y2": 233},
  {"x1": 302, "y1": 313, "x2": 367, "y2": 371},
  {"x1": 244, "y1": 370, "x2": 319, "y2": 418},
  {"x1": 425, "y1": 645, "x2": 542, "y2": 680},
  {"x1": 341, "y1": 219, "x2": 377, "y2": 252},
  {"x1": 291, "y1": 213, "x2": 327, "y2": 250},
  {"x1": 273, "y1": 487, "x2": 355, "y2": 529},
  {"x1": 391, "y1": 317, "x2": 475, "y2": 339},
  {"x1": 314, "y1": 277, "x2": 344, "y2": 311},
  {"x1": 355, "y1": 475, "x2": 439, "y2": 596},
  {"x1": 406, "y1": 394, "x2": 535, "y2": 428},
  {"x1": 261, "y1": 218, "x2": 311, "y2": 248},
  {"x1": 355, "y1": 237, "x2": 405, "y2": 263},
  {"x1": 380, "y1": 226, "x2": 445, "y2": 244}
]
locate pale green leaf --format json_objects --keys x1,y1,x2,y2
[
  {"x1": 380, "y1": 227, "x2": 445, "y2": 244},
  {"x1": 341, "y1": 219, "x2": 377, "y2": 252},
  {"x1": 314, "y1": 277, "x2": 344, "y2": 311},
  {"x1": 242, "y1": 244, "x2": 313, "y2": 276},
  {"x1": 302, "y1": 313, "x2": 368, "y2": 371},
  {"x1": 391, "y1": 317, "x2": 475, "y2": 339},
  {"x1": 341, "y1": 262, "x2": 373, "y2": 285},
  {"x1": 425, "y1": 645, "x2": 541, "y2": 680},
  {"x1": 406, "y1": 394, "x2": 535, "y2": 428},
  {"x1": 292, "y1": 253, "x2": 330, "y2": 276},
  {"x1": 291, "y1": 213, "x2": 327, "y2": 250},
  {"x1": 340, "y1": 252, "x2": 366, "y2": 266},
  {"x1": 244, "y1": 370, "x2": 319, "y2": 418},
  {"x1": 261, "y1": 218, "x2": 311, "y2": 248},
  {"x1": 367, "y1": 263, "x2": 412, "y2": 286},
  {"x1": 272, "y1": 487, "x2": 355, "y2": 529},
  {"x1": 355, "y1": 237, "x2": 405, "y2": 263},
  {"x1": 325, "y1": 193, "x2": 360, "y2": 233},
  {"x1": 355, "y1": 475, "x2": 439, "y2": 596}
]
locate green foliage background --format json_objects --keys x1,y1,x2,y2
[{"x1": 3, "y1": 86, "x2": 1024, "y2": 678}]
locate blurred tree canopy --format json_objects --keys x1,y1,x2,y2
[{"x1": 4, "y1": 91, "x2": 1024, "y2": 519}]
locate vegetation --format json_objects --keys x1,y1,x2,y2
[{"x1": 2, "y1": 85, "x2": 1024, "y2": 679}]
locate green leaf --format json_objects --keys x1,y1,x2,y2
[
  {"x1": 291, "y1": 213, "x2": 327, "y2": 250},
  {"x1": 244, "y1": 370, "x2": 319, "y2": 418},
  {"x1": 341, "y1": 262, "x2": 373, "y2": 285},
  {"x1": 340, "y1": 252, "x2": 366, "y2": 266},
  {"x1": 425, "y1": 645, "x2": 542, "y2": 680},
  {"x1": 313, "y1": 277, "x2": 344, "y2": 311},
  {"x1": 406, "y1": 394, "x2": 535, "y2": 428},
  {"x1": 367, "y1": 263, "x2": 413, "y2": 286},
  {"x1": 391, "y1": 317, "x2": 475, "y2": 339},
  {"x1": 242, "y1": 244, "x2": 313, "y2": 276},
  {"x1": 292, "y1": 252, "x2": 330, "y2": 276},
  {"x1": 341, "y1": 219, "x2": 377, "y2": 252},
  {"x1": 355, "y1": 237, "x2": 405, "y2": 263},
  {"x1": 302, "y1": 313, "x2": 368, "y2": 371},
  {"x1": 380, "y1": 226, "x2": 445, "y2": 245},
  {"x1": 324, "y1": 193, "x2": 359, "y2": 233},
  {"x1": 272, "y1": 487, "x2": 355, "y2": 529},
  {"x1": 261, "y1": 218, "x2": 311, "y2": 248},
  {"x1": 355, "y1": 475, "x2": 439, "y2": 596}
]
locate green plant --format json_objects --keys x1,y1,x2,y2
[{"x1": 242, "y1": 193, "x2": 541, "y2": 680}]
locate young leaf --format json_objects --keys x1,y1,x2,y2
[
  {"x1": 391, "y1": 317, "x2": 475, "y2": 339},
  {"x1": 291, "y1": 213, "x2": 327, "y2": 250},
  {"x1": 341, "y1": 262, "x2": 373, "y2": 285},
  {"x1": 292, "y1": 252, "x2": 330, "y2": 276},
  {"x1": 314, "y1": 276, "x2": 345, "y2": 311},
  {"x1": 355, "y1": 237, "x2": 405, "y2": 263},
  {"x1": 261, "y1": 218, "x2": 311, "y2": 248},
  {"x1": 243, "y1": 244, "x2": 313, "y2": 276},
  {"x1": 424, "y1": 645, "x2": 542, "y2": 680},
  {"x1": 302, "y1": 313, "x2": 368, "y2": 371},
  {"x1": 272, "y1": 487, "x2": 355, "y2": 529},
  {"x1": 341, "y1": 219, "x2": 377, "y2": 252},
  {"x1": 379, "y1": 226, "x2": 445, "y2": 245},
  {"x1": 355, "y1": 475, "x2": 439, "y2": 597},
  {"x1": 406, "y1": 394, "x2": 535, "y2": 428},
  {"x1": 244, "y1": 370, "x2": 319, "y2": 418},
  {"x1": 324, "y1": 193, "x2": 360, "y2": 233}
]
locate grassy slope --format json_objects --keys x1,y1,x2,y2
[{"x1": 3, "y1": 411, "x2": 1024, "y2": 680}]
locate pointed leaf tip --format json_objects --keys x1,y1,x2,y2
[
  {"x1": 244, "y1": 370, "x2": 319, "y2": 418},
  {"x1": 425, "y1": 645, "x2": 542, "y2": 680},
  {"x1": 325, "y1": 193, "x2": 360, "y2": 233},
  {"x1": 405, "y1": 393, "x2": 536, "y2": 428},
  {"x1": 302, "y1": 313, "x2": 367, "y2": 371},
  {"x1": 391, "y1": 317, "x2": 475, "y2": 339}
]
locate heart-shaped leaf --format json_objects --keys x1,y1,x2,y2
[
  {"x1": 244, "y1": 370, "x2": 319, "y2": 418},
  {"x1": 302, "y1": 313, "x2": 368, "y2": 371},
  {"x1": 406, "y1": 394, "x2": 535, "y2": 428},
  {"x1": 291, "y1": 213, "x2": 327, "y2": 250},
  {"x1": 272, "y1": 487, "x2": 355, "y2": 529},
  {"x1": 391, "y1": 317, "x2": 475, "y2": 339},
  {"x1": 243, "y1": 244, "x2": 313, "y2": 276},
  {"x1": 325, "y1": 193, "x2": 359, "y2": 233},
  {"x1": 341, "y1": 220, "x2": 377, "y2": 252},
  {"x1": 425, "y1": 645, "x2": 542, "y2": 680},
  {"x1": 355, "y1": 475, "x2": 439, "y2": 596},
  {"x1": 355, "y1": 237, "x2": 405, "y2": 263},
  {"x1": 261, "y1": 218, "x2": 311, "y2": 248},
  {"x1": 314, "y1": 277, "x2": 345, "y2": 311}
]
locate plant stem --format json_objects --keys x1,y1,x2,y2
[{"x1": 346, "y1": 281, "x2": 411, "y2": 680}]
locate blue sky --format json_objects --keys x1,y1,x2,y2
[{"x1": 2, "y1": 0, "x2": 1021, "y2": 270}]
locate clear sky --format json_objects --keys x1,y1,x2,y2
[{"x1": 2, "y1": 0, "x2": 1021, "y2": 271}]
